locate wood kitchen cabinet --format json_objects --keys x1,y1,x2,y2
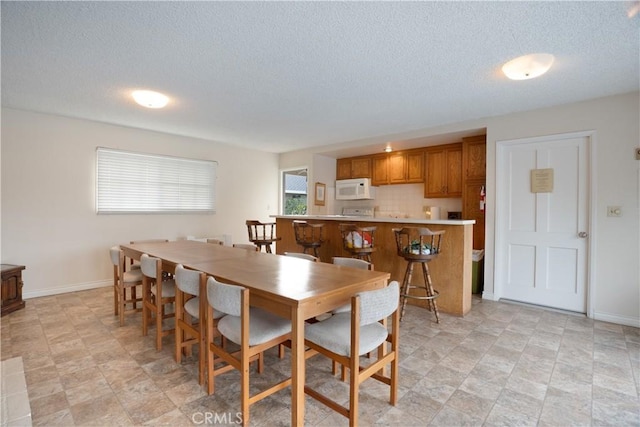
[
  {"x1": 462, "y1": 135, "x2": 486, "y2": 249},
  {"x1": 371, "y1": 154, "x2": 389, "y2": 185},
  {"x1": 424, "y1": 143, "x2": 462, "y2": 198},
  {"x1": 463, "y1": 181, "x2": 485, "y2": 249},
  {"x1": 370, "y1": 149, "x2": 424, "y2": 185},
  {"x1": 406, "y1": 150, "x2": 425, "y2": 183},
  {"x1": 336, "y1": 156, "x2": 371, "y2": 180},
  {"x1": 388, "y1": 152, "x2": 407, "y2": 183},
  {"x1": 462, "y1": 135, "x2": 486, "y2": 180}
]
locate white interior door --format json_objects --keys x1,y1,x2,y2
[{"x1": 496, "y1": 133, "x2": 590, "y2": 313}]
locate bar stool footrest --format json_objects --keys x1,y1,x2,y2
[{"x1": 401, "y1": 288, "x2": 439, "y2": 301}]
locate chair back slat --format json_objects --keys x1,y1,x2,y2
[
  {"x1": 284, "y1": 252, "x2": 318, "y2": 262},
  {"x1": 339, "y1": 224, "x2": 376, "y2": 251},
  {"x1": 246, "y1": 220, "x2": 277, "y2": 240},
  {"x1": 393, "y1": 227, "x2": 444, "y2": 261},
  {"x1": 332, "y1": 257, "x2": 373, "y2": 270},
  {"x1": 293, "y1": 221, "x2": 324, "y2": 244},
  {"x1": 140, "y1": 254, "x2": 159, "y2": 278},
  {"x1": 110, "y1": 246, "x2": 122, "y2": 267},
  {"x1": 358, "y1": 281, "x2": 399, "y2": 326},
  {"x1": 207, "y1": 276, "x2": 244, "y2": 316},
  {"x1": 175, "y1": 264, "x2": 201, "y2": 296}
]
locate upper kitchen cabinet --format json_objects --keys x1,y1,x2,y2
[
  {"x1": 462, "y1": 135, "x2": 486, "y2": 180},
  {"x1": 371, "y1": 154, "x2": 388, "y2": 185},
  {"x1": 336, "y1": 156, "x2": 371, "y2": 180},
  {"x1": 406, "y1": 150, "x2": 425, "y2": 183},
  {"x1": 424, "y1": 143, "x2": 462, "y2": 198},
  {"x1": 371, "y1": 149, "x2": 424, "y2": 185}
]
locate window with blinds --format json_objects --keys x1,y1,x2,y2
[{"x1": 96, "y1": 147, "x2": 216, "y2": 214}]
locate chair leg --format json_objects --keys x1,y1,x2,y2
[
  {"x1": 399, "y1": 262, "x2": 414, "y2": 321},
  {"x1": 118, "y1": 287, "x2": 125, "y2": 327},
  {"x1": 241, "y1": 350, "x2": 251, "y2": 426},
  {"x1": 113, "y1": 285, "x2": 119, "y2": 316},
  {"x1": 175, "y1": 293, "x2": 183, "y2": 363},
  {"x1": 422, "y1": 262, "x2": 440, "y2": 323},
  {"x1": 348, "y1": 348, "x2": 360, "y2": 427},
  {"x1": 131, "y1": 286, "x2": 137, "y2": 310},
  {"x1": 142, "y1": 283, "x2": 149, "y2": 336},
  {"x1": 156, "y1": 300, "x2": 163, "y2": 351}
]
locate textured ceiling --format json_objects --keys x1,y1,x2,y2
[{"x1": 2, "y1": 1, "x2": 638, "y2": 154}]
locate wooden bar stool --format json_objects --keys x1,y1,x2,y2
[
  {"x1": 292, "y1": 220, "x2": 324, "y2": 258},
  {"x1": 393, "y1": 227, "x2": 445, "y2": 323},
  {"x1": 339, "y1": 224, "x2": 376, "y2": 262},
  {"x1": 246, "y1": 220, "x2": 281, "y2": 253}
]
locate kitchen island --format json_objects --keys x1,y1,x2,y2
[{"x1": 272, "y1": 215, "x2": 475, "y2": 316}]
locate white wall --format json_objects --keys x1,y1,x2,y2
[
  {"x1": 279, "y1": 92, "x2": 640, "y2": 326},
  {"x1": 484, "y1": 92, "x2": 639, "y2": 327},
  {"x1": 1, "y1": 109, "x2": 280, "y2": 297}
]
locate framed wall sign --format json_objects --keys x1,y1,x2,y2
[
  {"x1": 314, "y1": 182, "x2": 326, "y2": 206},
  {"x1": 531, "y1": 168, "x2": 554, "y2": 193}
]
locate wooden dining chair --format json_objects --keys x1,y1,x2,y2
[
  {"x1": 339, "y1": 224, "x2": 377, "y2": 262},
  {"x1": 140, "y1": 254, "x2": 176, "y2": 351},
  {"x1": 330, "y1": 256, "x2": 374, "y2": 378},
  {"x1": 245, "y1": 220, "x2": 281, "y2": 253},
  {"x1": 109, "y1": 246, "x2": 143, "y2": 326},
  {"x1": 283, "y1": 252, "x2": 318, "y2": 262},
  {"x1": 304, "y1": 281, "x2": 400, "y2": 427},
  {"x1": 205, "y1": 276, "x2": 292, "y2": 426},
  {"x1": 174, "y1": 264, "x2": 225, "y2": 385},
  {"x1": 128, "y1": 239, "x2": 169, "y2": 269},
  {"x1": 232, "y1": 243, "x2": 259, "y2": 251}
]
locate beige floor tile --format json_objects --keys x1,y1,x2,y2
[{"x1": 1, "y1": 289, "x2": 637, "y2": 426}]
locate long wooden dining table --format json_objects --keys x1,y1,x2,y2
[{"x1": 120, "y1": 240, "x2": 390, "y2": 425}]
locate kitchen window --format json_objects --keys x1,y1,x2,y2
[
  {"x1": 281, "y1": 168, "x2": 307, "y2": 215},
  {"x1": 96, "y1": 147, "x2": 217, "y2": 214}
]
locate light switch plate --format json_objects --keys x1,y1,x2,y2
[{"x1": 607, "y1": 206, "x2": 622, "y2": 217}]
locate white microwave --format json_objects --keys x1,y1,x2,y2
[{"x1": 335, "y1": 178, "x2": 374, "y2": 200}]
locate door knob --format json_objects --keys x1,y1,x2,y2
[{"x1": 578, "y1": 231, "x2": 588, "y2": 238}]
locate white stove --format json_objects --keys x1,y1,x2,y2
[{"x1": 342, "y1": 208, "x2": 374, "y2": 217}]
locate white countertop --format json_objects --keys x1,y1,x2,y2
[{"x1": 271, "y1": 215, "x2": 475, "y2": 225}]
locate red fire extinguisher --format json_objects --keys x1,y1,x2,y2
[{"x1": 479, "y1": 185, "x2": 486, "y2": 213}]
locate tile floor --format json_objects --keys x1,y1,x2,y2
[
  {"x1": 1, "y1": 356, "x2": 32, "y2": 426},
  {"x1": 1, "y1": 287, "x2": 639, "y2": 426}
]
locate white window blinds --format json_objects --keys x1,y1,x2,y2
[{"x1": 96, "y1": 147, "x2": 216, "y2": 214}]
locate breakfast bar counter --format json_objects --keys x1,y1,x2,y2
[{"x1": 272, "y1": 215, "x2": 475, "y2": 316}]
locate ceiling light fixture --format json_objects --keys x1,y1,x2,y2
[
  {"x1": 502, "y1": 53, "x2": 555, "y2": 80},
  {"x1": 384, "y1": 146, "x2": 392, "y2": 153},
  {"x1": 132, "y1": 90, "x2": 169, "y2": 109}
]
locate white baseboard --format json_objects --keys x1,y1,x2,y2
[
  {"x1": 481, "y1": 291, "x2": 497, "y2": 301},
  {"x1": 482, "y1": 292, "x2": 640, "y2": 327},
  {"x1": 593, "y1": 311, "x2": 640, "y2": 328},
  {"x1": 23, "y1": 279, "x2": 111, "y2": 299}
]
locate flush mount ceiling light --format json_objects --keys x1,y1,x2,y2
[
  {"x1": 132, "y1": 90, "x2": 169, "y2": 108},
  {"x1": 384, "y1": 146, "x2": 393, "y2": 153},
  {"x1": 502, "y1": 53, "x2": 555, "y2": 80}
]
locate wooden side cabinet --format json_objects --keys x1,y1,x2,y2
[{"x1": 1, "y1": 264, "x2": 26, "y2": 316}]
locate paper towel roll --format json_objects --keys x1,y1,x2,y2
[{"x1": 430, "y1": 206, "x2": 440, "y2": 220}]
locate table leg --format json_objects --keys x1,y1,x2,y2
[{"x1": 291, "y1": 307, "x2": 305, "y2": 426}]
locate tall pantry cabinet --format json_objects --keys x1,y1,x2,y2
[{"x1": 462, "y1": 135, "x2": 486, "y2": 249}]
